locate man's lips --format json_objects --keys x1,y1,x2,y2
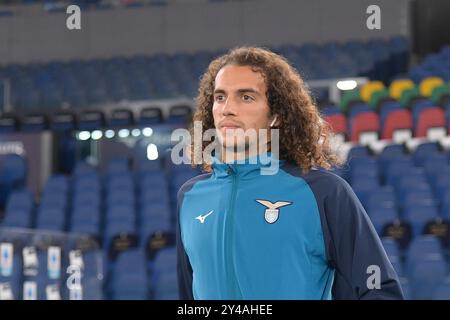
[{"x1": 219, "y1": 122, "x2": 242, "y2": 129}]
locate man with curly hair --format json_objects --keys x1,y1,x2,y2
[{"x1": 176, "y1": 47, "x2": 403, "y2": 300}]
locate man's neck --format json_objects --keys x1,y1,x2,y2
[{"x1": 220, "y1": 145, "x2": 269, "y2": 163}]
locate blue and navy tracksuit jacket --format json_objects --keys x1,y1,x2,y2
[{"x1": 176, "y1": 153, "x2": 404, "y2": 300}]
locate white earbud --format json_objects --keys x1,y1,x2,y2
[{"x1": 270, "y1": 115, "x2": 278, "y2": 128}]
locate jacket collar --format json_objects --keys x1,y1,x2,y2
[{"x1": 211, "y1": 152, "x2": 285, "y2": 178}]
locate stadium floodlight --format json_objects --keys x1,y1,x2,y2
[
  {"x1": 105, "y1": 130, "x2": 115, "y2": 139},
  {"x1": 146, "y1": 143, "x2": 159, "y2": 160},
  {"x1": 91, "y1": 130, "x2": 103, "y2": 140},
  {"x1": 118, "y1": 129, "x2": 130, "y2": 138},
  {"x1": 77, "y1": 131, "x2": 90, "y2": 141},
  {"x1": 336, "y1": 80, "x2": 358, "y2": 91},
  {"x1": 142, "y1": 127, "x2": 153, "y2": 137},
  {"x1": 131, "y1": 129, "x2": 141, "y2": 137}
]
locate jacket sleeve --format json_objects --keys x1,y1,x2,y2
[
  {"x1": 176, "y1": 183, "x2": 194, "y2": 300},
  {"x1": 306, "y1": 170, "x2": 404, "y2": 300}
]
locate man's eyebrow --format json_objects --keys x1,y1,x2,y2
[
  {"x1": 213, "y1": 88, "x2": 261, "y2": 95},
  {"x1": 236, "y1": 88, "x2": 261, "y2": 96},
  {"x1": 213, "y1": 88, "x2": 226, "y2": 94}
]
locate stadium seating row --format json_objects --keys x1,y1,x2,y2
[
  {"x1": 0, "y1": 37, "x2": 408, "y2": 110},
  {"x1": 0, "y1": 156, "x2": 191, "y2": 299},
  {"x1": 0, "y1": 104, "x2": 192, "y2": 133},
  {"x1": 323, "y1": 77, "x2": 450, "y2": 143}
]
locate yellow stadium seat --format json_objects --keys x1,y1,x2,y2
[
  {"x1": 389, "y1": 79, "x2": 415, "y2": 100},
  {"x1": 360, "y1": 81, "x2": 385, "y2": 102},
  {"x1": 419, "y1": 77, "x2": 444, "y2": 97}
]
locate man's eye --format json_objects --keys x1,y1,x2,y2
[
  {"x1": 215, "y1": 95, "x2": 225, "y2": 102},
  {"x1": 242, "y1": 95, "x2": 254, "y2": 102}
]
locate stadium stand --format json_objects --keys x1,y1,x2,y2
[{"x1": 0, "y1": 0, "x2": 448, "y2": 299}]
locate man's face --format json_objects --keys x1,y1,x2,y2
[{"x1": 212, "y1": 64, "x2": 271, "y2": 151}]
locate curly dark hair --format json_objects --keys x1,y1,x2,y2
[{"x1": 188, "y1": 46, "x2": 342, "y2": 173}]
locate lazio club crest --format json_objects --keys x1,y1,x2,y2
[{"x1": 255, "y1": 199, "x2": 292, "y2": 224}]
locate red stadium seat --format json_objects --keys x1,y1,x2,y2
[
  {"x1": 350, "y1": 112, "x2": 380, "y2": 142},
  {"x1": 324, "y1": 114, "x2": 347, "y2": 136},
  {"x1": 415, "y1": 107, "x2": 446, "y2": 138},
  {"x1": 382, "y1": 109, "x2": 413, "y2": 140}
]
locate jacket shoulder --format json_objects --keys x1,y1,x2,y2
[
  {"x1": 177, "y1": 172, "x2": 213, "y2": 202},
  {"x1": 282, "y1": 164, "x2": 350, "y2": 196}
]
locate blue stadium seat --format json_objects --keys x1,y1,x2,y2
[
  {"x1": 21, "y1": 114, "x2": 48, "y2": 132},
  {"x1": 347, "y1": 145, "x2": 371, "y2": 160},
  {"x1": 74, "y1": 177, "x2": 101, "y2": 194},
  {"x1": 73, "y1": 162, "x2": 97, "y2": 177},
  {"x1": 433, "y1": 278, "x2": 450, "y2": 299},
  {"x1": 2, "y1": 208, "x2": 32, "y2": 228},
  {"x1": 139, "y1": 173, "x2": 167, "y2": 190},
  {"x1": 36, "y1": 207, "x2": 66, "y2": 231},
  {"x1": 394, "y1": 172, "x2": 428, "y2": 194},
  {"x1": 153, "y1": 271, "x2": 178, "y2": 299},
  {"x1": 349, "y1": 158, "x2": 379, "y2": 184},
  {"x1": 140, "y1": 219, "x2": 171, "y2": 247},
  {"x1": 112, "y1": 249, "x2": 148, "y2": 300},
  {"x1": 43, "y1": 175, "x2": 69, "y2": 194},
  {"x1": 0, "y1": 154, "x2": 27, "y2": 207},
  {"x1": 40, "y1": 193, "x2": 68, "y2": 210},
  {"x1": 50, "y1": 112, "x2": 76, "y2": 132},
  {"x1": 402, "y1": 190, "x2": 436, "y2": 209},
  {"x1": 429, "y1": 168, "x2": 450, "y2": 199},
  {"x1": 0, "y1": 114, "x2": 18, "y2": 133},
  {"x1": 378, "y1": 144, "x2": 407, "y2": 171},
  {"x1": 135, "y1": 159, "x2": 163, "y2": 173},
  {"x1": 151, "y1": 247, "x2": 177, "y2": 299},
  {"x1": 409, "y1": 258, "x2": 447, "y2": 299},
  {"x1": 81, "y1": 277, "x2": 104, "y2": 300},
  {"x1": 139, "y1": 107, "x2": 163, "y2": 125},
  {"x1": 72, "y1": 192, "x2": 101, "y2": 208},
  {"x1": 107, "y1": 174, "x2": 134, "y2": 192},
  {"x1": 403, "y1": 204, "x2": 439, "y2": 237},
  {"x1": 104, "y1": 216, "x2": 136, "y2": 244},
  {"x1": 384, "y1": 156, "x2": 414, "y2": 186},
  {"x1": 78, "y1": 110, "x2": 105, "y2": 131},
  {"x1": 5, "y1": 189, "x2": 34, "y2": 214},
  {"x1": 441, "y1": 190, "x2": 450, "y2": 218},
  {"x1": 407, "y1": 236, "x2": 443, "y2": 265},
  {"x1": 71, "y1": 220, "x2": 100, "y2": 237},
  {"x1": 369, "y1": 207, "x2": 399, "y2": 235},
  {"x1": 413, "y1": 142, "x2": 441, "y2": 166},
  {"x1": 112, "y1": 273, "x2": 148, "y2": 300},
  {"x1": 109, "y1": 109, "x2": 134, "y2": 128},
  {"x1": 106, "y1": 158, "x2": 130, "y2": 175},
  {"x1": 398, "y1": 186, "x2": 435, "y2": 208},
  {"x1": 106, "y1": 191, "x2": 135, "y2": 209},
  {"x1": 351, "y1": 178, "x2": 380, "y2": 208},
  {"x1": 367, "y1": 186, "x2": 396, "y2": 211},
  {"x1": 381, "y1": 237, "x2": 401, "y2": 259},
  {"x1": 139, "y1": 188, "x2": 170, "y2": 208},
  {"x1": 70, "y1": 206, "x2": 101, "y2": 236},
  {"x1": 106, "y1": 205, "x2": 136, "y2": 221},
  {"x1": 423, "y1": 155, "x2": 449, "y2": 182},
  {"x1": 140, "y1": 202, "x2": 171, "y2": 219}
]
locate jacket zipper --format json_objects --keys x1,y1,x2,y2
[{"x1": 225, "y1": 165, "x2": 242, "y2": 299}]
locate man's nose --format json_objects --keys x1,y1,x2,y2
[{"x1": 222, "y1": 98, "x2": 237, "y2": 116}]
